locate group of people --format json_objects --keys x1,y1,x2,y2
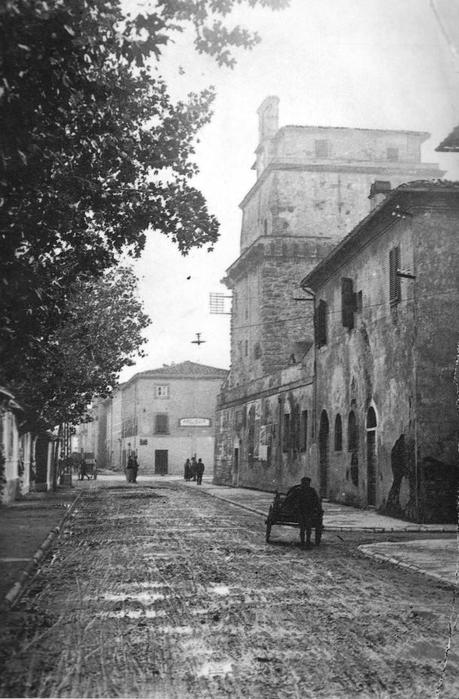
[
  {"x1": 184, "y1": 456, "x2": 205, "y2": 485},
  {"x1": 125, "y1": 453, "x2": 139, "y2": 483}
]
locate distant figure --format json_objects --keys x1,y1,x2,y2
[
  {"x1": 184, "y1": 458, "x2": 191, "y2": 481},
  {"x1": 196, "y1": 458, "x2": 205, "y2": 485},
  {"x1": 126, "y1": 454, "x2": 136, "y2": 483},
  {"x1": 132, "y1": 454, "x2": 139, "y2": 483},
  {"x1": 190, "y1": 456, "x2": 197, "y2": 482}
]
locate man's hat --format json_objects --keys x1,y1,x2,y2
[{"x1": 301, "y1": 476, "x2": 311, "y2": 484}]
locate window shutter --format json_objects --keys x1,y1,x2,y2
[
  {"x1": 314, "y1": 300, "x2": 327, "y2": 347},
  {"x1": 341, "y1": 278, "x2": 355, "y2": 329},
  {"x1": 155, "y1": 414, "x2": 169, "y2": 434}
]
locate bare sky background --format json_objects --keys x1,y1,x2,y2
[{"x1": 119, "y1": 0, "x2": 459, "y2": 382}]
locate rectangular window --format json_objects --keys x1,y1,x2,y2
[
  {"x1": 355, "y1": 290, "x2": 363, "y2": 314},
  {"x1": 315, "y1": 139, "x2": 329, "y2": 158},
  {"x1": 245, "y1": 340, "x2": 248, "y2": 356},
  {"x1": 155, "y1": 385, "x2": 169, "y2": 399},
  {"x1": 283, "y1": 413, "x2": 290, "y2": 452},
  {"x1": 300, "y1": 410, "x2": 308, "y2": 452},
  {"x1": 341, "y1": 277, "x2": 355, "y2": 329},
  {"x1": 155, "y1": 414, "x2": 169, "y2": 434},
  {"x1": 389, "y1": 246, "x2": 401, "y2": 304},
  {"x1": 387, "y1": 147, "x2": 399, "y2": 161},
  {"x1": 314, "y1": 300, "x2": 328, "y2": 347}
]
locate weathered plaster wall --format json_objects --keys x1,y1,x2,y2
[
  {"x1": 215, "y1": 362, "x2": 316, "y2": 492},
  {"x1": 312, "y1": 197, "x2": 459, "y2": 521}
]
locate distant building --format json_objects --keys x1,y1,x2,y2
[
  {"x1": 76, "y1": 362, "x2": 227, "y2": 476},
  {"x1": 214, "y1": 97, "x2": 443, "y2": 499},
  {"x1": 0, "y1": 387, "x2": 37, "y2": 502},
  {"x1": 301, "y1": 180, "x2": 459, "y2": 522}
]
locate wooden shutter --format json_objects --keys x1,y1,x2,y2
[
  {"x1": 341, "y1": 278, "x2": 355, "y2": 329},
  {"x1": 155, "y1": 414, "x2": 169, "y2": 434},
  {"x1": 314, "y1": 300, "x2": 327, "y2": 347}
]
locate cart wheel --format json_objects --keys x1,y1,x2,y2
[
  {"x1": 315, "y1": 526, "x2": 322, "y2": 546},
  {"x1": 265, "y1": 507, "x2": 273, "y2": 543}
]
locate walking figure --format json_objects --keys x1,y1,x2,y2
[
  {"x1": 184, "y1": 458, "x2": 191, "y2": 481},
  {"x1": 196, "y1": 458, "x2": 205, "y2": 485}
]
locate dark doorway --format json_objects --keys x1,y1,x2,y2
[
  {"x1": 35, "y1": 436, "x2": 50, "y2": 489},
  {"x1": 366, "y1": 407, "x2": 377, "y2": 506},
  {"x1": 319, "y1": 410, "x2": 329, "y2": 498},
  {"x1": 233, "y1": 447, "x2": 239, "y2": 486},
  {"x1": 155, "y1": 450, "x2": 168, "y2": 475}
]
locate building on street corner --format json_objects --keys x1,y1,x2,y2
[
  {"x1": 300, "y1": 180, "x2": 459, "y2": 522},
  {"x1": 75, "y1": 361, "x2": 227, "y2": 476}
]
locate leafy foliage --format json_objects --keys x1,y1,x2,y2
[
  {"x1": 0, "y1": 0, "x2": 288, "y2": 424},
  {"x1": 9, "y1": 267, "x2": 150, "y2": 429}
]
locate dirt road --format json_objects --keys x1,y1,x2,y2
[{"x1": 1, "y1": 480, "x2": 458, "y2": 698}]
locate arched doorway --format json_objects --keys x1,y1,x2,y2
[
  {"x1": 319, "y1": 410, "x2": 329, "y2": 498},
  {"x1": 366, "y1": 407, "x2": 377, "y2": 506}
]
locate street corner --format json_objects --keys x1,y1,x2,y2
[{"x1": 358, "y1": 538, "x2": 459, "y2": 588}]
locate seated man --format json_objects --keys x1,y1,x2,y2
[{"x1": 283, "y1": 477, "x2": 322, "y2": 546}]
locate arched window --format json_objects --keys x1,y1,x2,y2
[
  {"x1": 367, "y1": 407, "x2": 377, "y2": 429},
  {"x1": 334, "y1": 414, "x2": 343, "y2": 451},
  {"x1": 348, "y1": 411, "x2": 358, "y2": 452}
]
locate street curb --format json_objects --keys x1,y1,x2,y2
[
  {"x1": 358, "y1": 544, "x2": 458, "y2": 589},
  {"x1": 197, "y1": 488, "x2": 456, "y2": 533},
  {"x1": 2, "y1": 491, "x2": 82, "y2": 610}
]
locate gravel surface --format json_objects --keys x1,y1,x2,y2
[{"x1": 0, "y1": 479, "x2": 458, "y2": 698}]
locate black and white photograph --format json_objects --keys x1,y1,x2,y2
[{"x1": 1, "y1": 0, "x2": 459, "y2": 696}]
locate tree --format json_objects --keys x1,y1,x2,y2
[
  {"x1": 0, "y1": 0, "x2": 288, "y2": 387},
  {"x1": 9, "y1": 267, "x2": 150, "y2": 430}
]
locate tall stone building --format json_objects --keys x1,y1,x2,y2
[{"x1": 214, "y1": 97, "x2": 442, "y2": 497}]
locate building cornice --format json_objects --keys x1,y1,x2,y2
[{"x1": 239, "y1": 160, "x2": 443, "y2": 209}]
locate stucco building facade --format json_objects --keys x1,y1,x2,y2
[
  {"x1": 300, "y1": 181, "x2": 459, "y2": 522},
  {"x1": 77, "y1": 362, "x2": 227, "y2": 476},
  {"x1": 214, "y1": 97, "x2": 446, "y2": 514}
]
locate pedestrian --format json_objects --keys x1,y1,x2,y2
[
  {"x1": 132, "y1": 454, "x2": 139, "y2": 483},
  {"x1": 126, "y1": 454, "x2": 136, "y2": 483},
  {"x1": 196, "y1": 458, "x2": 205, "y2": 485},
  {"x1": 184, "y1": 458, "x2": 191, "y2": 481},
  {"x1": 297, "y1": 476, "x2": 322, "y2": 546},
  {"x1": 190, "y1": 456, "x2": 197, "y2": 481}
]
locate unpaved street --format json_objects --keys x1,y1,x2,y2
[{"x1": 1, "y1": 479, "x2": 458, "y2": 698}]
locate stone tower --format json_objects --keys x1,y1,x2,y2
[{"x1": 223, "y1": 97, "x2": 441, "y2": 388}]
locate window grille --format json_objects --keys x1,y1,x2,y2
[
  {"x1": 155, "y1": 385, "x2": 169, "y2": 399},
  {"x1": 389, "y1": 246, "x2": 401, "y2": 304}
]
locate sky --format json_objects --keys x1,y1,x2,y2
[{"x1": 119, "y1": 0, "x2": 459, "y2": 382}]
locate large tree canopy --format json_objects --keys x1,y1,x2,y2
[
  {"x1": 0, "y1": 0, "x2": 288, "y2": 416},
  {"x1": 10, "y1": 267, "x2": 150, "y2": 430}
]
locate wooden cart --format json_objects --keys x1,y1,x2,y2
[{"x1": 265, "y1": 489, "x2": 323, "y2": 545}]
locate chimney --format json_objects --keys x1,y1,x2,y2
[
  {"x1": 257, "y1": 96, "x2": 280, "y2": 145},
  {"x1": 368, "y1": 180, "x2": 391, "y2": 210}
]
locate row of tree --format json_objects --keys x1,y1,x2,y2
[{"x1": 0, "y1": 0, "x2": 288, "y2": 435}]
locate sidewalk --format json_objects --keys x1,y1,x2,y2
[{"x1": 0, "y1": 487, "x2": 79, "y2": 605}]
